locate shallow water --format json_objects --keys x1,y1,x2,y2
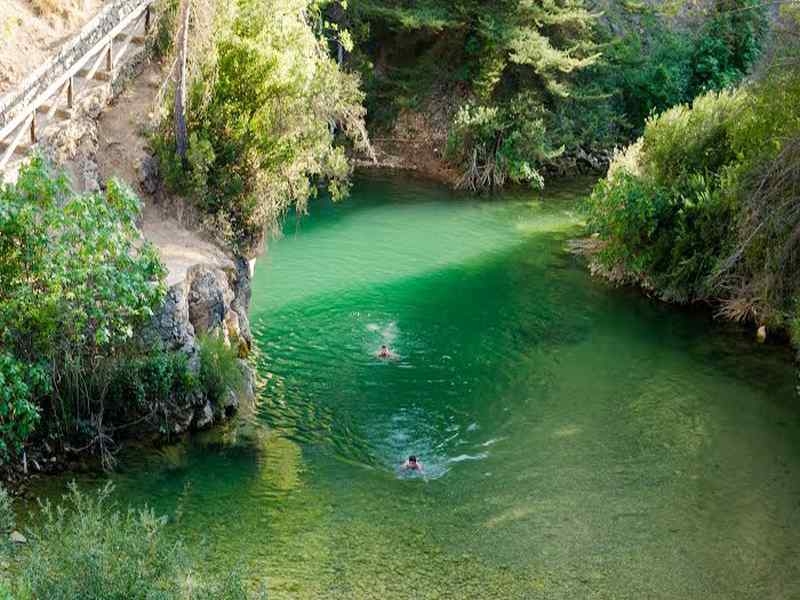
[{"x1": 28, "y1": 172, "x2": 800, "y2": 598}]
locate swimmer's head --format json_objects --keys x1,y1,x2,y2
[
  {"x1": 408, "y1": 455, "x2": 417, "y2": 464},
  {"x1": 381, "y1": 345, "x2": 387, "y2": 350}
]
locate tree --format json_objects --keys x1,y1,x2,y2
[
  {"x1": 174, "y1": 0, "x2": 191, "y2": 161},
  {"x1": 0, "y1": 158, "x2": 166, "y2": 460},
  {"x1": 156, "y1": 0, "x2": 371, "y2": 256},
  {"x1": 349, "y1": 0, "x2": 599, "y2": 190}
]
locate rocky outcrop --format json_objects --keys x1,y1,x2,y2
[{"x1": 148, "y1": 255, "x2": 256, "y2": 435}]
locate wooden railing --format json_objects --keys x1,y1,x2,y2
[{"x1": 0, "y1": 0, "x2": 156, "y2": 170}]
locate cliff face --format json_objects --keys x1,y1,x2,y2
[{"x1": 148, "y1": 257, "x2": 256, "y2": 434}]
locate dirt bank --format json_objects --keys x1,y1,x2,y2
[{"x1": 0, "y1": 0, "x2": 105, "y2": 94}]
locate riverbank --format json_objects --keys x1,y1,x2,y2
[{"x1": 1, "y1": 43, "x2": 258, "y2": 493}]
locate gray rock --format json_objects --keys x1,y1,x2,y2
[
  {"x1": 152, "y1": 282, "x2": 196, "y2": 352},
  {"x1": 187, "y1": 266, "x2": 233, "y2": 336},
  {"x1": 9, "y1": 531, "x2": 26, "y2": 544},
  {"x1": 82, "y1": 158, "x2": 100, "y2": 192},
  {"x1": 239, "y1": 359, "x2": 256, "y2": 401},
  {"x1": 195, "y1": 402, "x2": 214, "y2": 429},
  {"x1": 172, "y1": 406, "x2": 194, "y2": 435},
  {"x1": 139, "y1": 155, "x2": 160, "y2": 195}
]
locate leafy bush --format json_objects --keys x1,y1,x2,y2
[
  {"x1": 690, "y1": 0, "x2": 767, "y2": 95},
  {"x1": 198, "y1": 336, "x2": 243, "y2": 407},
  {"x1": 446, "y1": 95, "x2": 558, "y2": 191},
  {"x1": 106, "y1": 350, "x2": 197, "y2": 421},
  {"x1": 0, "y1": 354, "x2": 46, "y2": 461},
  {"x1": 587, "y1": 54, "x2": 800, "y2": 318},
  {"x1": 7, "y1": 483, "x2": 261, "y2": 599},
  {"x1": 0, "y1": 158, "x2": 167, "y2": 460},
  {"x1": 587, "y1": 89, "x2": 745, "y2": 300}
]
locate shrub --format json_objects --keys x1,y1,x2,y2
[
  {"x1": 690, "y1": 0, "x2": 767, "y2": 95},
  {"x1": 0, "y1": 157, "x2": 168, "y2": 459},
  {"x1": 0, "y1": 354, "x2": 46, "y2": 461},
  {"x1": 106, "y1": 350, "x2": 197, "y2": 421},
  {"x1": 0, "y1": 484, "x2": 13, "y2": 536},
  {"x1": 9, "y1": 483, "x2": 261, "y2": 599},
  {"x1": 587, "y1": 55, "x2": 800, "y2": 313},
  {"x1": 587, "y1": 90, "x2": 743, "y2": 301},
  {"x1": 198, "y1": 336, "x2": 243, "y2": 407},
  {"x1": 157, "y1": 0, "x2": 371, "y2": 255}
]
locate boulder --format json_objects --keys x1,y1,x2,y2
[
  {"x1": 152, "y1": 282, "x2": 196, "y2": 353},
  {"x1": 195, "y1": 402, "x2": 215, "y2": 429},
  {"x1": 187, "y1": 266, "x2": 233, "y2": 336},
  {"x1": 9, "y1": 531, "x2": 26, "y2": 544}
]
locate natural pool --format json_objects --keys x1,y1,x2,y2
[{"x1": 29, "y1": 172, "x2": 800, "y2": 598}]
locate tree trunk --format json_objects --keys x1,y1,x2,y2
[{"x1": 174, "y1": 0, "x2": 191, "y2": 162}]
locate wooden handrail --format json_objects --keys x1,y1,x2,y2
[{"x1": 0, "y1": 0, "x2": 155, "y2": 170}]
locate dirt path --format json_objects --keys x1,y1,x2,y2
[{"x1": 94, "y1": 62, "x2": 234, "y2": 286}]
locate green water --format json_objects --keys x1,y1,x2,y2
[{"x1": 30, "y1": 172, "x2": 800, "y2": 598}]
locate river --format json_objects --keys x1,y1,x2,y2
[{"x1": 28, "y1": 172, "x2": 800, "y2": 598}]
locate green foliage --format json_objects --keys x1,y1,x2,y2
[
  {"x1": 198, "y1": 335, "x2": 243, "y2": 407},
  {"x1": 690, "y1": 0, "x2": 767, "y2": 95},
  {"x1": 350, "y1": 0, "x2": 598, "y2": 190},
  {"x1": 8, "y1": 483, "x2": 261, "y2": 599},
  {"x1": 157, "y1": 0, "x2": 370, "y2": 255},
  {"x1": 106, "y1": 350, "x2": 197, "y2": 422},
  {"x1": 0, "y1": 158, "x2": 168, "y2": 460},
  {"x1": 0, "y1": 484, "x2": 13, "y2": 536},
  {"x1": 0, "y1": 158, "x2": 166, "y2": 362},
  {"x1": 447, "y1": 98, "x2": 557, "y2": 191},
  {"x1": 596, "y1": 27, "x2": 695, "y2": 136},
  {"x1": 350, "y1": 0, "x2": 769, "y2": 189},
  {"x1": 0, "y1": 354, "x2": 46, "y2": 460},
  {"x1": 587, "y1": 52, "x2": 800, "y2": 328},
  {"x1": 587, "y1": 89, "x2": 745, "y2": 300}
]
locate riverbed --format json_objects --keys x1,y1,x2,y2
[{"x1": 28, "y1": 172, "x2": 800, "y2": 598}]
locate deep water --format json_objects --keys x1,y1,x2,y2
[{"x1": 27, "y1": 172, "x2": 800, "y2": 599}]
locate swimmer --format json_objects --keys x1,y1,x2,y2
[
  {"x1": 401, "y1": 455, "x2": 423, "y2": 472},
  {"x1": 377, "y1": 344, "x2": 393, "y2": 359}
]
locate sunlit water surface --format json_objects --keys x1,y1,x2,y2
[{"x1": 27, "y1": 172, "x2": 800, "y2": 598}]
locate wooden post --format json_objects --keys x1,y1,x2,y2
[
  {"x1": 30, "y1": 111, "x2": 37, "y2": 144},
  {"x1": 67, "y1": 76, "x2": 74, "y2": 108},
  {"x1": 106, "y1": 41, "x2": 114, "y2": 72}
]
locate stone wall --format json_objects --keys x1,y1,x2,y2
[{"x1": 0, "y1": 0, "x2": 150, "y2": 132}]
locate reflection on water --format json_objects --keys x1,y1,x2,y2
[{"x1": 26, "y1": 172, "x2": 800, "y2": 599}]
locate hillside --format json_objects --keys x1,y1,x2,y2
[{"x1": 0, "y1": 0, "x2": 105, "y2": 94}]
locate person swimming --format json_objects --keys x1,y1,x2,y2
[
  {"x1": 401, "y1": 455, "x2": 423, "y2": 472},
  {"x1": 377, "y1": 344, "x2": 393, "y2": 358}
]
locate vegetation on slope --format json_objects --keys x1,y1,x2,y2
[
  {"x1": 156, "y1": 0, "x2": 371, "y2": 257},
  {"x1": 0, "y1": 160, "x2": 242, "y2": 470},
  {"x1": 0, "y1": 483, "x2": 261, "y2": 599},
  {"x1": 347, "y1": 0, "x2": 768, "y2": 191},
  {"x1": 586, "y1": 10, "x2": 800, "y2": 348}
]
